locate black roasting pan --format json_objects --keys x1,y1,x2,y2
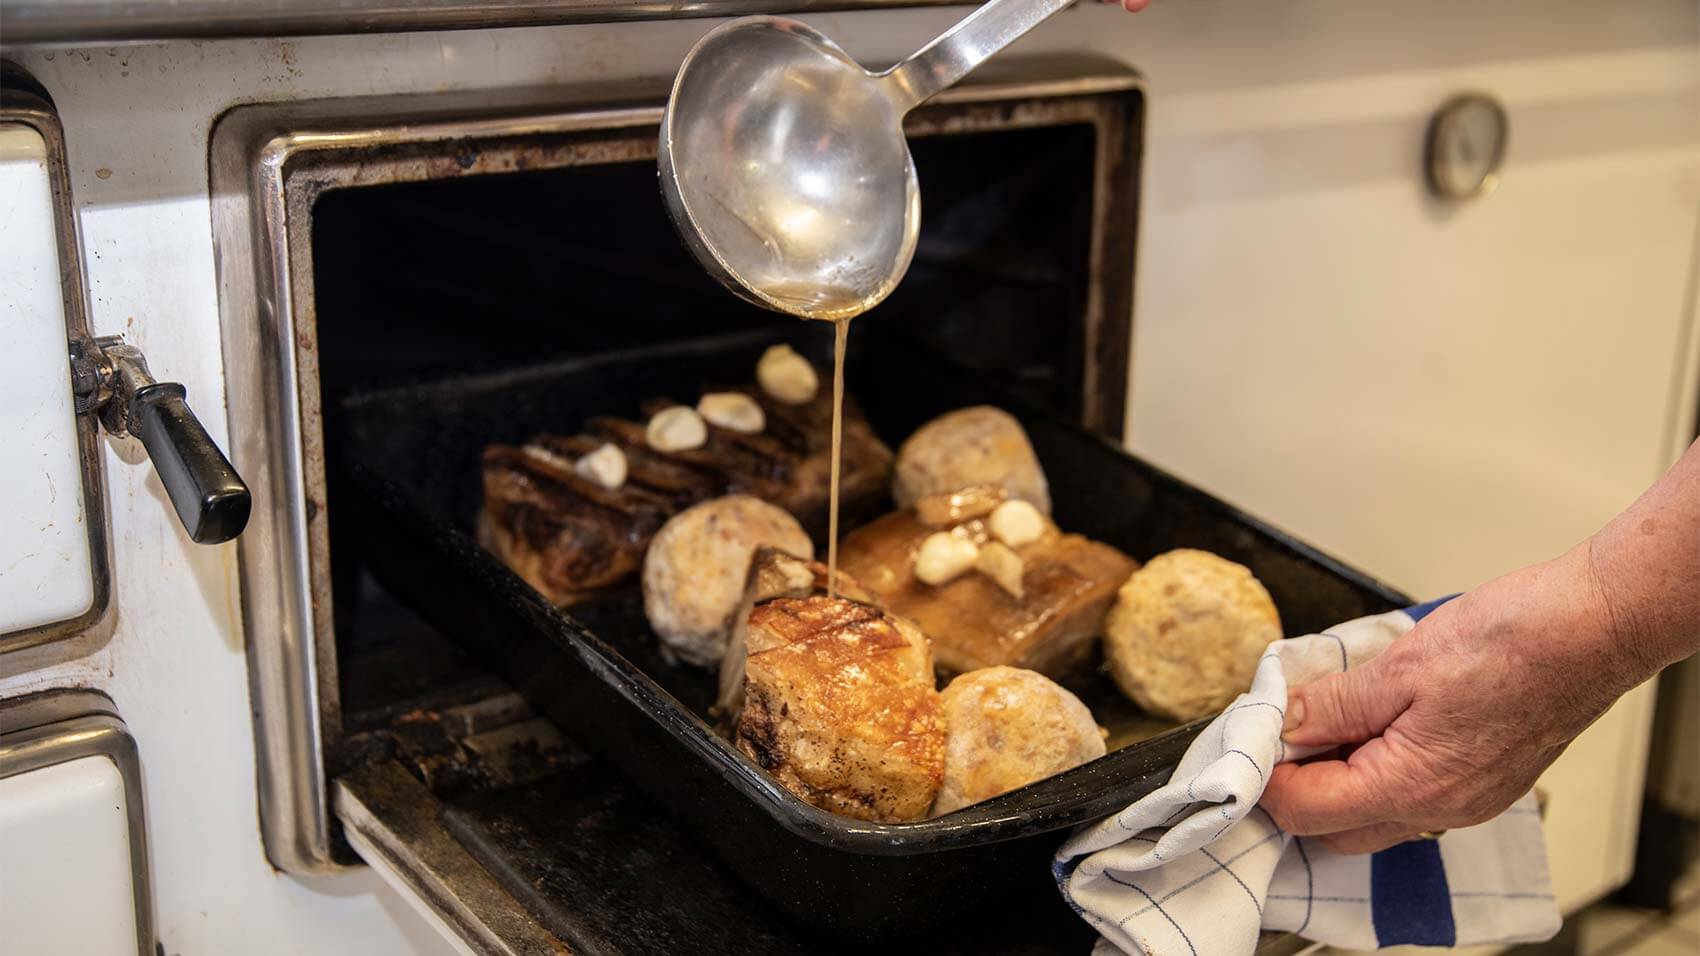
[{"x1": 334, "y1": 324, "x2": 1409, "y2": 938}]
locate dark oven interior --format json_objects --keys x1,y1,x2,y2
[
  {"x1": 310, "y1": 123, "x2": 1102, "y2": 424},
  {"x1": 315, "y1": 119, "x2": 1119, "y2": 757}
]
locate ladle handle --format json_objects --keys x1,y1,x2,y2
[{"x1": 882, "y1": 0, "x2": 1076, "y2": 110}]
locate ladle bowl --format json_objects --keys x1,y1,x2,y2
[{"x1": 660, "y1": 0, "x2": 1074, "y2": 319}]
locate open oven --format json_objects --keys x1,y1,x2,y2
[{"x1": 211, "y1": 56, "x2": 1403, "y2": 954}]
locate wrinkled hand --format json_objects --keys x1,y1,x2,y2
[{"x1": 1259, "y1": 542, "x2": 1648, "y2": 854}]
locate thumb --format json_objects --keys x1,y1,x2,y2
[{"x1": 1282, "y1": 655, "x2": 1413, "y2": 748}]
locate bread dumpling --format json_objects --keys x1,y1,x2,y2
[
  {"x1": 642, "y1": 495, "x2": 812, "y2": 667},
  {"x1": 933, "y1": 666, "x2": 1105, "y2": 815},
  {"x1": 893, "y1": 407, "x2": 1050, "y2": 513},
  {"x1": 1103, "y1": 549, "x2": 1280, "y2": 721}
]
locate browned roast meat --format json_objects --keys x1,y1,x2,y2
[
  {"x1": 630, "y1": 387, "x2": 891, "y2": 536},
  {"x1": 782, "y1": 389, "x2": 892, "y2": 536},
  {"x1": 478, "y1": 443, "x2": 673, "y2": 605},
  {"x1": 837, "y1": 507, "x2": 1138, "y2": 679},
  {"x1": 735, "y1": 595, "x2": 944, "y2": 823},
  {"x1": 635, "y1": 398, "x2": 797, "y2": 504},
  {"x1": 540, "y1": 429, "x2": 719, "y2": 508},
  {"x1": 480, "y1": 372, "x2": 893, "y2": 606},
  {"x1": 714, "y1": 547, "x2": 880, "y2": 726}
]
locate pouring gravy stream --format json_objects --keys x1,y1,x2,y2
[
  {"x1": 764, "y1": 289, "x2": 871, "y2": 600},
  {"x1": 826, "y1": 317, "x2": 849, "y2": 598}
]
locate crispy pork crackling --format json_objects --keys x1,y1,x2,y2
[
  {"x1": 716, "y1": 547, "x2": 880, "y2": 724},
  {"x1": 735, "y1": 595, "x2": 945, "y2": 823}
]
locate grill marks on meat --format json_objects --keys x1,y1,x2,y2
[
  {"x1": 636, "y1": 398, "x2": 796, "y2": 501},
  {"x1": 480, "y1": 377, "x2": 892, "y2": 606},
  {"x1": 632, "y1": 387, "x2": 890, "y2": 531},
  {"x1": 736, "y1": 597, "x2": 944, "y2": 823},
  {"x1": 478, "y1": 444, "x2": 672, "y2": 604},
  {"x1": 556, "y1": 425, "x2": 721, "y2": 507},
  {"x1": 715, "y1": 547, "x2": 880, "y2": 726}
]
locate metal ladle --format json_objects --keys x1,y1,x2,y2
[{"x1": 660, "y1": 0, "x2": 1074, "y2": 320}]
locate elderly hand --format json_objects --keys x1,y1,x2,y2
[{"x1": 1261, "y1": 438, "x2": 1700, "y2": 854}]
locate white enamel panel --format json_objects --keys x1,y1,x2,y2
[
  {"x1": 0, "y1": 122, "x2": 95, "y2": 637},
  {"x1": 0, "y1": 755, "x2": 139, "y2": 955}
]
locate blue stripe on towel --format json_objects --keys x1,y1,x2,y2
[
  {"x1": 1371, "y1": 838, "x2": 1457, "y2": 946},
  {"x1": 1404, "y1": 594, "x2": 1461, "y2": 623}
]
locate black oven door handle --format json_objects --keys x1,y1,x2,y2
[
  {"x1": 129, "y1": 380, "x2": 251, "y2": 544},
  {"x1": 71, "y1": 335, "x2": 251, "y2": 545}
]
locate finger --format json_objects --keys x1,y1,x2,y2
[
  {"x1": 1261, "y1": 750, "x2": 1396, "y2": 835},
  {"x1": 1283, "y1": 656, "x2": 1413, "y2": 748},
  {"x1": 1121, "y1": 0, "x2": 1150, "y2": 10},
  {"x1": 1316, "y1": 822, "x2": 1423, "y2": 855}
]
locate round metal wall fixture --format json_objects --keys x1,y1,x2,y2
[{"x1": 1425, "y1": 93, "x2": 1508, "y2": 201}]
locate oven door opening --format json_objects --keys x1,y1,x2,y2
[
  {"x1": 213, "y1": 63, "x2": 1396, "y2": 953},
  {"x1": 312, "y1": 121, "x2": 1130, "y2": 949},
  {"x1": 310, "y1": 119, "x2": 1107, "y2": 739}
]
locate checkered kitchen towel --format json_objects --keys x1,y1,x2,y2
[{"x1": 1054, "y1": 598, "x2": 1562, "y2": 956}]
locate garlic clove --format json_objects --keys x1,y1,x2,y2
[
  {"x1": 697, "y1": 392, "x2": 766, "y2": 434},
  {"x1": 575, "y1": 442, "x2": 628, "y2": 489},
  {"x1": 646, "y1": 405, "x2": 708, "y2": 452},
  {"x1": 988, "y1": 499, "x2": 1045, "y2": 549},
  {"x1": 975, "y1": 541, "x2": 1026, "y2": 599},
  {"x1": 756, "y1": 344, "x2": 820, "y2": 405},
  {"x1": 914, "y1": 531, "x2": 979, "y2": 586}
]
